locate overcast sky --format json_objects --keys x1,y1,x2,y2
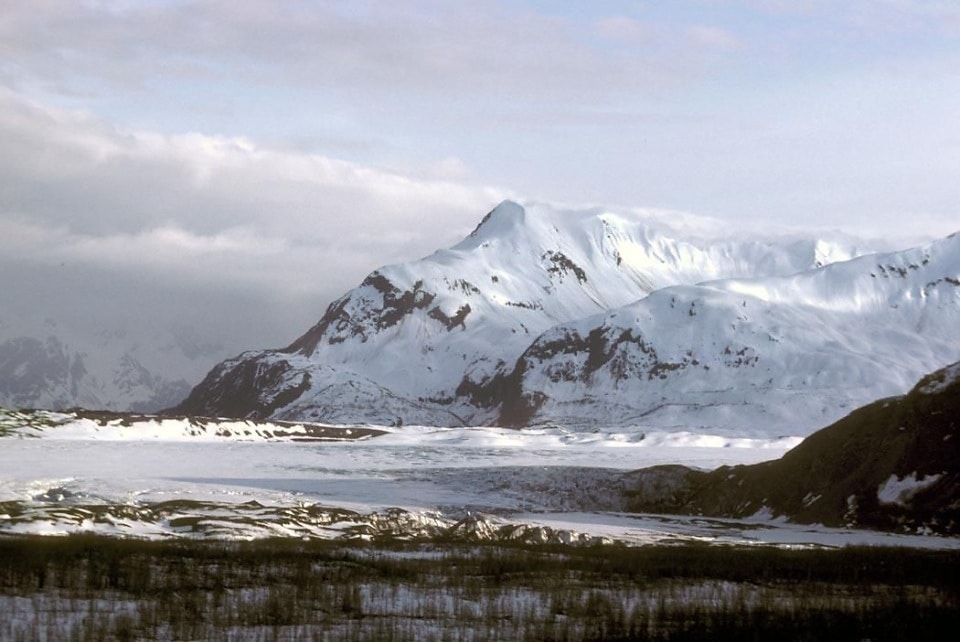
[{"x1": 2, "y1": 0, "x2": 959, "y2": 358}]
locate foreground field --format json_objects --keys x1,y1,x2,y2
[{"x1": 2, "y1": 535, "x2": 958, "y2": 641}]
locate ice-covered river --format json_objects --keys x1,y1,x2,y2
[{"x1": 1, "y1": 417, "x2": 956, "y2": 549}]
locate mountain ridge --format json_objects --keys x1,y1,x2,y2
[
  {"x1": 487, "y1": 229, "x2": 960, "y2": 433},
  {"x1": 171, "y1": 200, "x2": 958, "y2": 434},
  {"x1": 0, "y1": 328, "x2": 201, "y2": 413}
]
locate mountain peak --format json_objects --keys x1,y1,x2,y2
[
  {"x1": 466, "y1": 200, "x2": 525, "y2": 240},
  {"x1": 172, "y1": 201, "x2": 959, "y2": 434}
]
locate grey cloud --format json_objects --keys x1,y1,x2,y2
[
  {"x1": 0, "y1": 89, "x2": 507, "y2": 363},
  {"x1": 4, "y1": 0, "x2": 956, "y2": 115},
  {"x1": 0, "y1": 89, "x2": 504, "y2": 251},
  {"x1": 0, "y1": 1, "x2": 715, "y2": 112}
]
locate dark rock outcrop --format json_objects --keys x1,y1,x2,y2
[{"x1": 173, "y1": 353, "x2": 310, "y2": 419}]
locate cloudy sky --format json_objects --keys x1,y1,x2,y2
[{"x1": 2, "y1": 0, "x2": 959, "y2": 362}]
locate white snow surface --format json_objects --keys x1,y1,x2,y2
[
  {"x1": 343, "y1": 201, "x2": 869, "y2": 398},
  {"x1": 236, "y1": 201, "x2": 878, "y2": 427},
  {"x1": 919, "y1": 361, "x2": 960, "y2": 395},
  {"x1": 194, "y1": 202, "x2": 960, "y2": 437},
  {"x1": 877, "y1": 472, "x2": 944, "y2": 506},
  {"x1": 515, "y1": 230, "x2": 960, "y2": 435},
  {"x1": 2, "y1": 413, "x2": 957, "y2": 549},
  {"x1": 338, "y1": 202, "x2": 872, "y2": 398}
]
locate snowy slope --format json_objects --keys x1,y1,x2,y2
[
  {"x1": 176, "y1": 201, "x2": 870, "y2": 426},
  {"x1": 493, "y1": 232, "x2": 960, "y2": 435}
]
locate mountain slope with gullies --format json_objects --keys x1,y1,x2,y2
[
  {"x1": 624, "y1": 361, "x2": 960, "y2": 535},
  {"x1": 174, "y1": 201, "x2": 870, "y2": 427},
  {"x1": 486, "y1": 230, "x2": 960, "y2": 434}
]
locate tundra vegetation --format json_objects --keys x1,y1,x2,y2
[{"x1": 1, "y1": 534, "x2": 957, "y2": 641}]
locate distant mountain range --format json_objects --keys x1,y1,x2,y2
[
  {"x1": 0, "y1": 319, "x2": 226, "y2": 413},
  {"x1": 172, "y1": 201, "x2": 960, "y2": 435}
]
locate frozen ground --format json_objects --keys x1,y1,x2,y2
[{"x1": 1, "y1": 412, "x2": 957, "y2": 549}]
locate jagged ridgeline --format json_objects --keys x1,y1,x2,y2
[
  {"x1": 0, "y1": 334, "x2": 196, "y2": 414},
  {"x1": 173, "y1": 201, "x2": 960, "y2": 435}
]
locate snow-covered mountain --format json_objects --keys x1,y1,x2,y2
[
  {"x1": 0, "y1": 317, "x2": 227, "y2": 412},
  {"x1": 489, "y1": 231, "x2": 960, "y2": 435},
  {"x1": 175, "y1": 200, "x2": 912, "y2": 431}
]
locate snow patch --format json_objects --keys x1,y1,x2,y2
[
  {"x1": 877, "y1": 472, "x2": 943, "y2": 506},
  {"x1": 918, "y1": 362, "x2": 960, "y2": 395}
]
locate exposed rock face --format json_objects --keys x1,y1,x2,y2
[
  {"x1": 172, "y1": 201, "x2": 960, "y2": 435},
  {"x1": 175, "y1": 353, "x2": 310, "y2": 419},
  {"x1": 623, "y1": 361, "x2": 960, "y2": 535}
]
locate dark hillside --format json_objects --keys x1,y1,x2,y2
[{"x1": 626, "y1": 362, "x2": 960, "y2": 534}]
